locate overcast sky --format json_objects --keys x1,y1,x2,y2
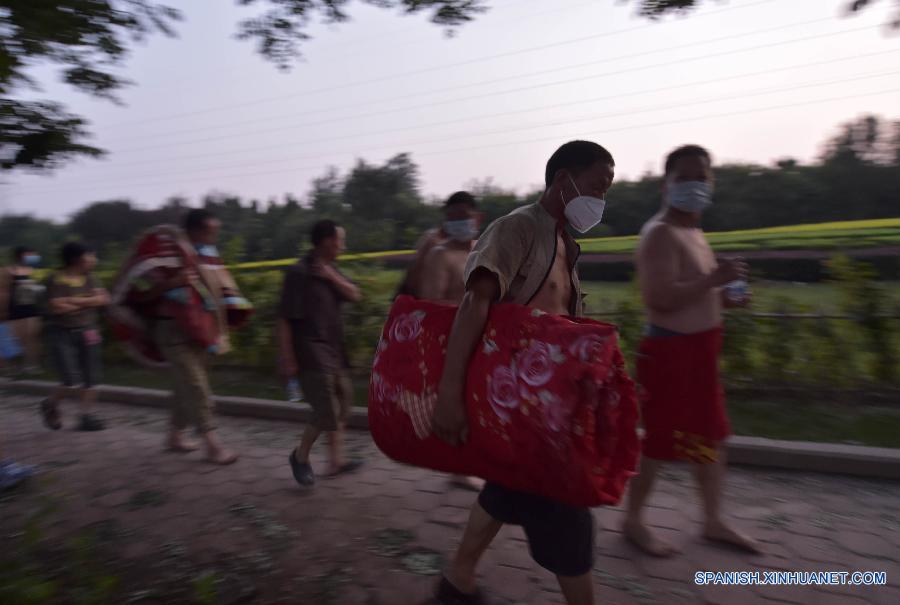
[{"x1": 2, "y1": 0, "x2": 899, "y2": 219}]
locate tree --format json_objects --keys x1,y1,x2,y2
[
  {"x1": 634, "y1": 0, "x2": 900, "y2": 27},
  {"x1": 1, "y1": 1, "x2": 182, "y2": 173},
  {"x1": 69, "y1": 199, "x2": 157, "y2": 253},
  {"x1": 821, "y1": 114, "x2": 900, "y2": 166},
  {"x1": 236, "y1": 0, "x2": 488, "y2": 68},
  {"x1": 0, "y1": 0, "x2": 486, "y2": 174},
  {"x1": 0, "y1": 100, "x2": 103, "y2": 170},
  {"x1": 0, "y1": 214, "x2": 66, "y2": 262},
  {"x1": 342, "y1": 153, "x2": 428, "y2": 249}
]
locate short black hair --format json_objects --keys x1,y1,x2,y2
[
  {"x1": 310, "y1": 219, "x2": 339, "y2": 247},
  {"x1": 664, "y1": 145, "x2": 712, "y2": 176},
  {"x1": 184, "y1": 208, "x2": 217, "y2": 233},
  {"x1": 545, "y1": 140, "x2": 615, "y2": 188},
  {"x1": 443, "y1": 191, "x2": 477, "y2": 209},
  {"x1": 61, "y1": 242, "x2": 93, "y2": 268},
  {"x1": 12, "y1": 246, "x2": 31, "y2": 262}
]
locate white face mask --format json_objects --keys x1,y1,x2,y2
[
  {"x1": 561, "y1": 175, "x2": 606, "y2": 234},
  {"x1": 666, "y1": 180, "x2": 713, "y2": 213},
  {"x1": 443, "y1": 218, "x2": 477, "y2": 242}
]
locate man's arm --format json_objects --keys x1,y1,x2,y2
[
  {"x1": 432, "y1": 269, "x2": 500, "y2": 446},
  {"x1": 315, "y1": 263, "x2": 362, "y2": 302},
  {"x1": 638, "y1": 225, "x2": 745, "y2": 313},
  {"x1": 419, "y1": 247, "x2": 451, "y2": 303},
  {"x1": 78, "y1": 287, "x2": 110, "y2": 308},
  {"x1": 276, "y1": 269, "x2": 300, "y2": 377},
  {"x1": 402, "y1": 231, "x2": 438, "y2": 297},
  {"x1": 129, "y1": 271, "x2": 190, "y2": 304},
  {"x1": 46, "y1": 279, "x2": 80, "y2": 315},
  {"x1": 276, "y1": 318, "x2": 297, "y2": 377}
]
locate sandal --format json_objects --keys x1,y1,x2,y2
[
  {"x1": 39, "y1": 399, "x2": 62, "y2": 431},
  {"x1": 435, "y1": 576, "x2": 488, "y2": 605}
]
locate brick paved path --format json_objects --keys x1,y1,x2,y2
[{"x1": 1, "y1": 394, "x2": 898, "y2": 604}]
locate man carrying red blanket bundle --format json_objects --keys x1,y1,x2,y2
[
  {"x1": 110, "y1": 209, "x2": 251, "y2": 465},
  {"x1": 432, "y1": 141, "x2": 615, "y2": 605},
  {"x1": 624, "y1": 145, "x2": 761, "y2": 556}
]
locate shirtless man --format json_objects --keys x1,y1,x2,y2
[
  {"x1": 397, "y1": 191, "x2": 481, "y2": 298},
  {"x1": 432, "y1": 141, "x2": 614, "y2": 605},
  {"x1": 419, "y1": 191, "x2": 483, "y2": 491},
  {"x1": 624, "y1": 144, "x2": 760, "y2": 557}
]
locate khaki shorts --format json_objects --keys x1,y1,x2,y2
[{"x1": 299, "y1": 370, "x2": 353, "y2": 431}]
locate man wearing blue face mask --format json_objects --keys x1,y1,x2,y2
[
  {"x1": 419, "y1": 191, "x2": 483, "y2": 492},
  {"x1": 432, "y1": 141, "x2": 614, "y2": 605},
  {"x1": 397, "y1": 191, "x2": 479, "y2": 299},
  {"x1": 0, "y1": 246, "x2": 46, "y2": 375},
  {"x1": 420, "y1": 192, "x2": 481, "y2": 305},
  {"x1": 625, "y1": 145, "x2": 760, "y2": 557}
]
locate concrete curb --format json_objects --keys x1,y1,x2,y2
[
  {"x1": 2, "y1": 379, "x2": 370, "y2": 431},
  {"x1": 4, "y1": 380, "x2": 899, "y2": 480}
]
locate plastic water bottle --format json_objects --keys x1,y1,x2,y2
[
  {"x1": 286, "y1": 378, "x2": 302, "y2": 403},
  {"x1": 725, "y1": 280, "x2": 749, "y2": 303}
]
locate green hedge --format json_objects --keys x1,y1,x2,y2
[{"x1": 99, "y1": 255, "x2": 899, "y2": 390}]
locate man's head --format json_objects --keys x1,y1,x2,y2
[
  {"x1": 311, "y1": 219, "x2": 346, "y2": 261},
  {"x1": 442, "y1": 191, "x2": 480, "y2": 242},
  {"x1": 13, "y1": 246, "x2": 40, "y2": 267},
  {"x1": 184, "y1": 208, "x2": 221, "y2": 245},
  {"x1": 662, "y1": 145, "x2": 714, "y2": 215},
  {"x1": 61, "y1": 242, "x2": 97, "y2": 273},
  {"x1": 544, "y1": 140, "x2": 615, "y2": 232}
]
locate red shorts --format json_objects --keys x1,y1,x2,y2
[{"x1": 636, "y1": 326, "x2": 731, "y2": 463}]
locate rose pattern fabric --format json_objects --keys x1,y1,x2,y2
[
  {"x1": 390, "y1": 310, "x2": 426, "y2": 342},
  {"x1": 569, "y1": 334, "x2": 608, "y2": 363},
  {"x1": 369, "y1": 296, "x2": 640, "y2": 508},
  {"x1": 516, "y1": 341, "x2": 555, "y2": 387},
  {"x1": 488, "y1": 364, "x2": 520, "y2": 423}
]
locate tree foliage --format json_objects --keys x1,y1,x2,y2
[
  {"x1": 2, "y1": 0, "x2": 893, "y2": 173},
  {"x1": 236, "y1": 0, "x2": 487, "y2": 68},
  {"x1": 4, "y1": 115, "x2": 898, "y2": 267},
  {"x1": 634, "y1": 0, "x2": 900, "y2": 27},
  {"x1": 0, "y1": 0, "x2": 483, "y2": 173}
]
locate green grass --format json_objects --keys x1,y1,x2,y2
[
  {"x1": 343, "y1": 269, "x2": 900, "y2": 315},
  {"x1": 222, "y1": 218, "x2": 900, "y2": 271},
  {"x1": 729, "y1": 399, "x2": 900, "y2": 448},
  {"x1": 581, "y1": 281, "x2": 900, "y2": 314}
]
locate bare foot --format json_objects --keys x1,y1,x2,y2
[
  {"x1": 704, "y1": 521, "x2": 763, "y2": 554},
  {"x1": 206, "y1": 448, "x2": 238, "y2": 465},
  {"x1": 450, "y1": 475, "x2": 485, "y2": 492},
  {"x1": 623, "y1": 519, "x2": 680, "y2": 557},
  {"x1": 166, "y1": 437, "x2": 200, "y2": 453}
]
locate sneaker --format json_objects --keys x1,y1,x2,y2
[
  {"x1": 288, "y1": 450, "x2": 315, "y2": 487},
  {"x1": 0, "y1": 459, "x2": 35, "y2": 492},
  {"x1": 78, "y1": 414, "x2": 106, "y2": 431}
]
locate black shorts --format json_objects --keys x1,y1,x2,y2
[
  {"x1": 478, "y1": 482, "x2": 594, "y2": 577},
  {"x1": 49, "y1": 326, "x2": 102, "y2": 388}
]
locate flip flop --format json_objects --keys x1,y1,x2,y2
[{"x1": 435, "y1": 576, "x2": 488, "y2": 605}]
